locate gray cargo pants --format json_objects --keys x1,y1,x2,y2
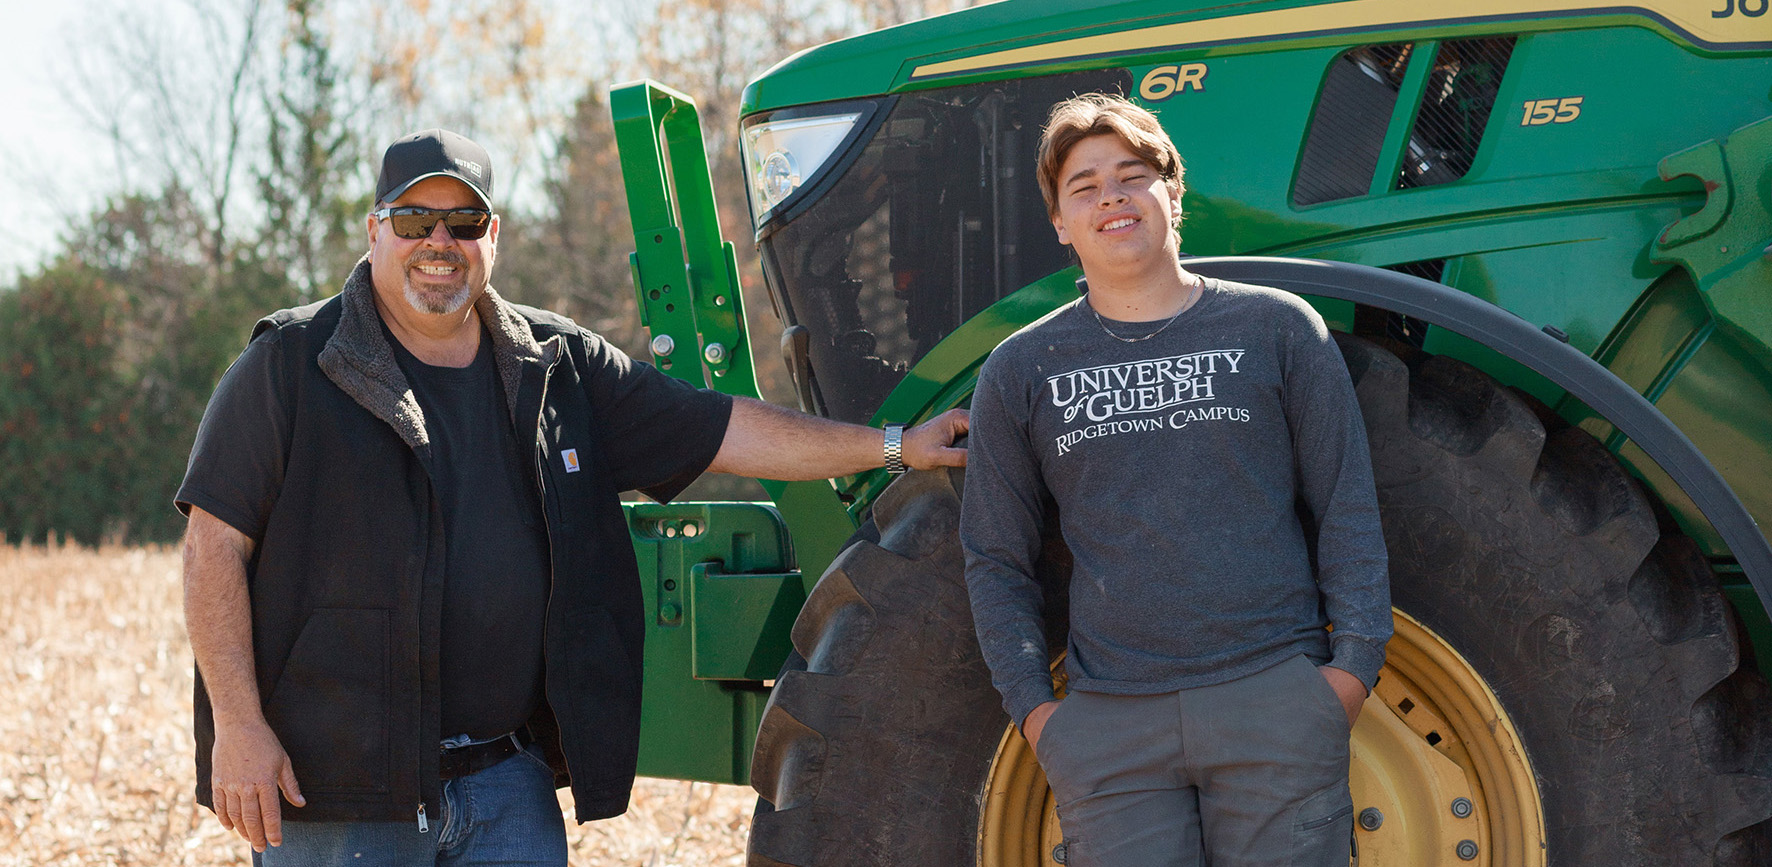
[{"x1": 1033, "y1": 654, "x2": 1354, "y2": 867}]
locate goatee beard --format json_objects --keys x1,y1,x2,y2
[
  {"x1": 405, "y1": 283, "x2": 472, "y2": 315},
  {"x1": 404, "y1": 251, "x2": 472, "y2": 314}
]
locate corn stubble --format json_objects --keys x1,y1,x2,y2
[{"x1": 0, "y1": 544, "x2": 753, "y2": 866}]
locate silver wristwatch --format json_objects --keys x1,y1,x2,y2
[{"x1": 883, "y1": 423, "x2": 907, "y2": 474}]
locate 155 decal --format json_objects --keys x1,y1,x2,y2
[{"x1": 1521, "y1": 96, "x2": 1583, "y2": 125}]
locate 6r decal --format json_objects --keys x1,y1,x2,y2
[
  {"x1": 1139, "y1": 64, "x2": 1208, "y2": 101},
  {"x1": 1521, "y1": 96, "x2": 1583, "y2": 125}
]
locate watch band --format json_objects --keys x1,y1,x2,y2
[{"x1": 883, "y1": 423, "x2": 907, "y2": 475}]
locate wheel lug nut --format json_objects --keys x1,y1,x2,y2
[
  {"x1": 1451, "y1": 797, "x2": 1473, "y2": 818},
  {"x1": 1358, "y1": 807, "x2": 1384, "y2": 831},
  {"x1": 1457, "y1": 839, "x2": 1479, "y2": 860}
]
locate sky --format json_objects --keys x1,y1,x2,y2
[{"x1": 2, "y1": 2, "x2": 103, "y2": 281}]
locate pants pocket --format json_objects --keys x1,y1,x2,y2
[
  {"x1": 1031, "y1": 694, "x2": 1074, "y2": 762},
  {"x1": 1033, "y1": 693, "x2": 1089, "y2": 802},
  {"x1": 1296, "y1": 656, "x2": 1353, "y2": 735},
  {"x1": 516, "y1": 742, "x2": 557, "y2": 778},
  {"x1": 1293, "y1": 781, "x2": 1354, "y2": 866}
]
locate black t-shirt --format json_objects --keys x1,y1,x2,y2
[{"x1": 388, "y1": 327, "x2": 550, "y2": 739}]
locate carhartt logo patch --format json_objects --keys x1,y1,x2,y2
[{"x1": 562, "y1": 449, "x2": 581, "y2": 473}]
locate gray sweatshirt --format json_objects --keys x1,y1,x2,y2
[{"x1": 960, "y1": 278, "x2": 1392, "y2": 727}]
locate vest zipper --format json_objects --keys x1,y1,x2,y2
[
  {"x1": 416, "y1": 802, "x2": 429, "y2": 832},
  {"x1": 534, "y1": 368, "x2": 558, "y2": 622},
  {"x1": 531, "y1": 353, "x2": 563, "y2": 774},
  {"x1": 532, "y1": 356, "x2": 557, "y2": 612}
]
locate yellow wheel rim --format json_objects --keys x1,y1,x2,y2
[{"x1": 977, "y1": 610, "x2": 1546, "y2": 866}]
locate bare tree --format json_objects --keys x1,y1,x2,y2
[
  {"x1": 351, "y1": 0, "x2": 585, "y2": 208},
  {"x1": 60, "y1": 0, "x2": 272, "y2": 275},
  {"x1": 256, "y1": 0, "x2": 364, "y2": 299}
]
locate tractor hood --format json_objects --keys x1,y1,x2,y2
[{"x1": 741, "y1": 0, "x2": 1768, "y2": 115}]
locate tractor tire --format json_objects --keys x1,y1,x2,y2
[
  {"x1": 745, "y1": 333, "x2": 1772, "y2": 866},
  {"x1": 747, "y1": 463, "x2": 1014, "y2": 866}
]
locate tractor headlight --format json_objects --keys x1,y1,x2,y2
[{"x1": 741, "y1": 111, "x2": 863, "y2": 228}]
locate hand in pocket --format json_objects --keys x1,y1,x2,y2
[
  {"x1": 1023, "y1": 699, "x2": 1063, "y2": 753},
  {"x1": 1318, "y1": 665, "x2": 1366, "y2": 728}
]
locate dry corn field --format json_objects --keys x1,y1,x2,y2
[{"x1": 0, "y1": 544, "x2": 754, "y2": 866}]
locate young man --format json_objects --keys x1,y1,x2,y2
[
  {"x1": 179, "y1": 129, "x2": 967, "y2": 866},
  {"x1": 961, "y1": 94, "x2": 1391, "y2": 866}
]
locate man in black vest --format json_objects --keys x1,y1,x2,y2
[{"x1": 177, "y1": 129, "x2": 967, "y2": 865}]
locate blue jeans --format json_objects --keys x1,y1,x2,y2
[{"x1": 255, "y1": 744, "x2": 569, "y2": 867}]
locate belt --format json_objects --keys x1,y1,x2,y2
[{"x1": 439, "y1": 730, "x2": 530, "y2": 780}]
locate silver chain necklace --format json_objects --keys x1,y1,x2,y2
[{"x1": 1088, "y1": 277, "x2": 1205, "y2": 343}]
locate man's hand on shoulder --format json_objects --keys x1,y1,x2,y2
[
  {"x1": 903, "y1": 408, "x2": 969, "y2": 470},
  {"x1": 210, "y1": 717, "x2": 305, "y2": 853}
]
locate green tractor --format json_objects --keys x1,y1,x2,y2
[{"x1": 608, "y1": 1, "x2": 1772, "y2": 864}]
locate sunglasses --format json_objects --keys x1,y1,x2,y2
[{"x1": 373, "y1": 206, "x2": 494, "y2": 240}]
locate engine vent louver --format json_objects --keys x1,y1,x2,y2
[
  {"x1": 1294, "y1": 43, "x2": 1413, "y2": 207},
  {"x1": 1397, "y1": 37, "x2": 1517, "y2": 191},
  {"x1": 1294, "y1": 37, "x2": 1515, "y2": 206}
]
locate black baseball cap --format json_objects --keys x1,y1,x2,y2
[{"x1": 375, "y1": 129, "x2": 495, "y2": 210}]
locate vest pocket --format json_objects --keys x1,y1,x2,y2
[
  {"x1": 263, "y1": 608, "x2": 391, "y2": 794},
  {"x1": 559, "y1": 605, "x2": 639, "y2": 785}
]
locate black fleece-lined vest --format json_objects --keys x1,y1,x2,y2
[{"x1": 192, "y1": 261, "x2": 659, "y2": 823}]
